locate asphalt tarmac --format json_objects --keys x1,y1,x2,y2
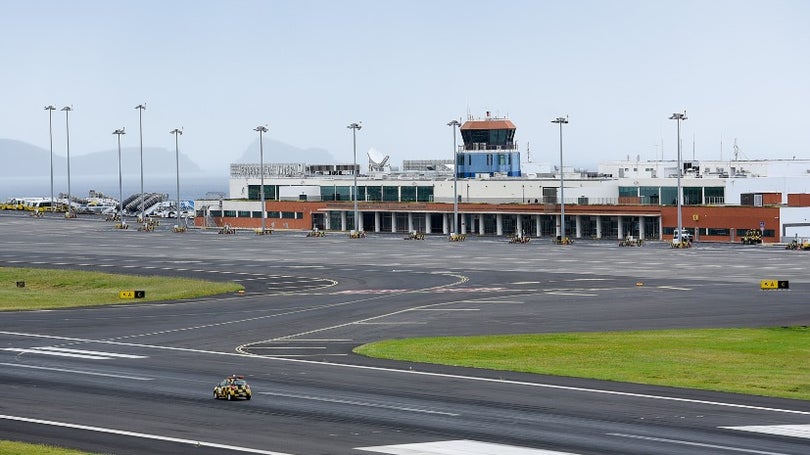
[{"x1": 0, "y1": 212, "x2": 808, "y2": 455}]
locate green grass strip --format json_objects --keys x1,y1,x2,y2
[
  {"x1": 0, "y1": 440, "x2": 102, "y2": 455},
  {"x1": 354, "y1": 327, "x2": 810, "y2": 400},
  {"x1": 0, "y1": 267, "x2": 243, "y2": 311}
]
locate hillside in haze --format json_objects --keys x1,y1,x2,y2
[
  {"x1": 235, "y1": 138, "x2": 337, "y2": 164},
  {"x1": 0, "y1": 138, "x2": 206, "y2": 178}
]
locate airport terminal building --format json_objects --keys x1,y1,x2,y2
[{"x1": 195, "y1": 115, "x2": 810, "y2": 243}]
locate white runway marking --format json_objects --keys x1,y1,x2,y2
[
  {"x1": 607, "y1": 433, "x2": 791, "y2": 455},
  {"x1": 357, "y1": 439, "x2": 579, "y2": 454},
  {"x1": 259, "y1": 392, "x2": 458, "y2": 416},
  {"x1": 3, "y1": 330, "x2": 809, "y2": 417},
  {"x1": 0, "y1": 414, "x2": 293, "y2": 454},
  {"x1": 32, "y1": 347, "x2": 147, "y2": 358},
  {"x1": 722, "y1": 424, "x2": 810, "y2": 439},
  {"x1": 0, "y1": 362, "x2": 153, "y2": 381},
  {"x1": 544, "y1": 291, "x2": 597, "y2": 297},
  {"x1": 3, "y1": 347, "x2": 146, "y2": 360}
]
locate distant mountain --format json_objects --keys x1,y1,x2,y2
[
  {"x1": 235, "y1": 138, "x2": 337, "y2": 164},
  {"x1": 0, "y1": 138, "x2": 204, "y2": 178}
]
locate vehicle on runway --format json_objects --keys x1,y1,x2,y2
[{"x1": 213, "y1": 375, "x2": 252, "y2": 400}]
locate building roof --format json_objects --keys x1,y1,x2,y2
[{"x1": 460, "y1": 119, "x2": 516, "y2": 131}]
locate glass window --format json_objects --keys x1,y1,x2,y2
[
  {"x1": 416, "y1": 186, "x2": 434, "y2": 202},
  {"x1": 367, "y1": 186, "x2": 382, "y2": 202},
  {"x1": 619, "y1": 187, "x2": 637, "y2": 197},
  {"x1": 660, "y1": 187, "x2": 678, "y2": 205},
  {"x1": 223, "y1": 210, "x2": 236, "y2": 217},
  {"x1": 247, "y1": 185, "x2": 276, "y2": 200},
  {"x1": 639, "y1": 186, "x2": 660, "y2": 205},
  {"x1": 401, "y1": 186, "x2": 416, "y2": 202},
  {"x1": 237, "y1": 211, "x2": 250, "y2": 217},
  {"x1": 683, "y1": 187, "x2": 702, "y2": 205},
  {"x1": 251, "y1": 211, "x2": 262, "y2": 218},
  {"x1": 210, "y1": 210, "x2": 222, "y2": 217},
  {"x1": 336, "y1": 186, "x2": 351, "y2": 201},
  {"x1": 383, "y1": 186, "x2": 399, "y2": 202},
  {"x1": 321, "y1": 186, "x2": 336, "y2": 201},
  {"x1": 705, "y1": 187, "x2": 725, "y2": 204}
]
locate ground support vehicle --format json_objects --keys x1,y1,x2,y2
[{"x1": 213, "y1": 375, "x2": 252, "y2": 401}]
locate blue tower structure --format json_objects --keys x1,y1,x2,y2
[{"x1": 457, "y1": 112, "x2": 521, "y2": 178}]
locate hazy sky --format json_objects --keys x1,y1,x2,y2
[{"x1": 2, "y1": 0, "x2": 808, "y2": 174}]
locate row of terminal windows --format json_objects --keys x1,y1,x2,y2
[
  {"x1": 206, "y1": 210, "x2": 303, "y2": 219},
  {"x1": 248, "y1": 185, "x2": 435, "y2": 202},
  {"x1": 619, "y1": 186, "x2": 725, "y2": 205},
  {"x1": 663, "y1": 227, "x2": 774, "y2": 238}
]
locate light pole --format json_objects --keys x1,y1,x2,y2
[
  {"x1": 254, "y1": 125, "x2": 268, "y2": 233},
  {"x1": 670, "y1": 111, "x2": 687, "y2": 243},
  {"x1": 135, "y1": 104, "x2": 146, "y2": 222},
  {"x1": 447, "y1": 119, "x2": 461, "y2": 235},
  {"x1": 45, "y1": 105, "x2": 56, "y2": 212},
  {"x1": 61, "y1": 106, "x2": 73, "y2": 216},
  {"x1": 551, "y1": 116, "x2": 568, "y2": 240},
  {"x1": 170, "y1": 128, "x2": 183, "y2": 227},
  {"x1": 347, "y1": 122, "x2": 362, "y2": 234},
  {"x1": 113, "y1": 128, "x2": 126, "y2": 220}
]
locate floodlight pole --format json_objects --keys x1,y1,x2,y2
[
  {"x1": 347, "y1": 122, "x2": 362, "y2": 233},
  {"x1": 670, "y1": 111, "x2": 687, "y2": 243},
  {"x1": 113, "y1": 128, "x2": 126, "y2": 220},
  {"x1": 45, "y1": 105, "x2": 56, "y2": 211},
  {"x1": 61, "y1": 106, "x2": 73, "y2": 216},
  {"x1": 551, "y1": 116, "x2": 568, "y2": 239},
  {"x1": 170, "y1": 128, "x2": 183, "y2": 227},
  {"x1": 447, "y1": 119, "x2": 461, "y2": 234},
  {"x1": 254, "y1": 125, "x2": 268, "y2": 233},
  {"x1": 135, "y1": 104, "x2": 146, "y2": 222}
]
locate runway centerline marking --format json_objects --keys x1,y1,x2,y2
[
  {"x1": 357, "y1": 439, "x2": 579, "y2": 454},
  {"x1": 607, "y1": 433, "x2": 791, "y2": 455},
  {"x1": 3, "y1": 330, "x2": 809, "y2": 417},
  {"x1": 259, "y1": 391, "x2": 459, "y2": 416},
  {"x1": 0, "y1": 414, "x2": 293, "y2": 454},
  {"x1": 0, "y1": 363, "x2": 152, "y2": 381},
  {"x1": 722, "y1": 424, "x2": 810, "y2": 440}
]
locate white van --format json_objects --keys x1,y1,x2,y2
[{"x1": 672, "y1": 229, "x2": 692, "y2": 242}]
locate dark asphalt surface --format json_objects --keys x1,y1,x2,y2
[{"x1": 1, "y1": 212, "x2": 809, "y2": 454}]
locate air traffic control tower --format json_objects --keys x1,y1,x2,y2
[{"x1": 458, "y1": 112, "x2": 521, "y2": 178}]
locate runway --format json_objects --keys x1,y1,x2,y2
[{"x1": 0, "y1": 213, "x2": 808, "y2": 454}]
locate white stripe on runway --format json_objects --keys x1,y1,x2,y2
[
  {"x1": 722, "y1": 424, "x2": 810, "y2": 440},
  {"x1": 0, "y1": 362, "x2": 153, "y2": 381},
  {"x1": 32, "y1": 347, "x2": 147, "y2": 358},
  {"x1": 357, "y1": 439, "x2": 579, "y2": 454},
  {"x1": 260, "y1": 392, "x2": 458, "y2": 416},
  {"x1": 0, "y1": 414, "x2": 293, "y2": 454},
  {"x1": 3, "y1": 348, "x2": 111, "y2": 360}
]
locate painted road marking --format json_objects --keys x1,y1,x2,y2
[
  {"x1": 32, "y1": 347, "x2": 147, "y2": 358},
  {"x1": 607, "y1": 433, "x2": 791, "y2": 455},
  {"x1": 0, "y1": 363, "x2": 153, "y2": 381},
  {"x1": 5, "y1": 331, "x2": 810, "y2": 417},
  {"x1": 259, "y1": 392, "x2": 459, "y2": 416},
  {"x1": 3, "y1": 347, "x2": 146, "y2": 360},
  {"x1": 722, "y1": 424, "x2": 810, "y2": 439},
  {"x1": 544, "y1": 291, "x2": 598, "y2": 297},
  {"x1": 357, "y1": 439, "x2": 579, "y2": 454},
  {"x1": 0, "y1": 414, "x2": 293, "y2": 454},
  {"x1": 657, "y1": 285, "x2": 693, "y2": 291}
]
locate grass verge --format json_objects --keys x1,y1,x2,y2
[
  {"x1": 354, "y1": 327, "x2": 810, "y2": 400},
  {"x1": 0, "y1": 267, "x2": 243, "y2": 311},
  {"x1": 0, "y1": 440, "x2": 101, "y2": 455}
]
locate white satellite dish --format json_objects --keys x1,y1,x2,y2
[{"x1": 367, "y1": 147, "x2": 390, "y2": 172}]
